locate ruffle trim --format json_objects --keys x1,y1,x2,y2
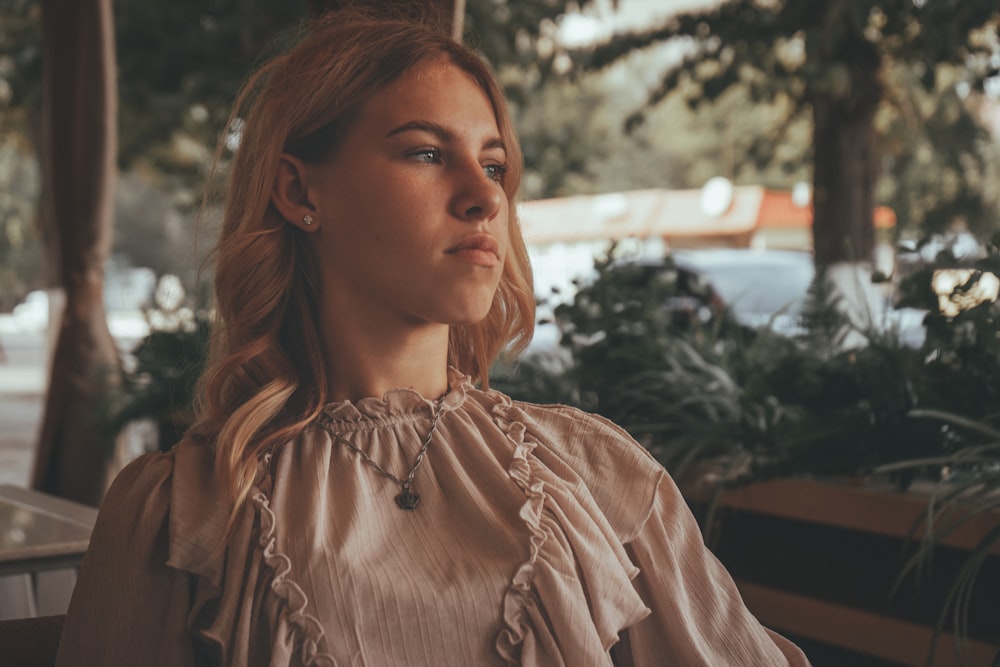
[
  {"x1": 321, "y1": 366, "x2": 470, "y2": 424},
  {"x1": 252, "y1": 454, "x2": 337, "y2": 667},
  {"x1": 489, "y1": 393, "x2": 651, "y2": 664},
  {"x1": 494, "y1": 410, "x2": 547, "y2": 660}
]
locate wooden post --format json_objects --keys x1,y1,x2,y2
[{"x1": 32, "y1": 0, "x2": 120, "y2": 505}]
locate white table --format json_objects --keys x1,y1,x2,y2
[
  {"x1": 0, "y1": 484, "x2": 97, "y2": 576},
  {"x1": 0, "y1": 484, "x2": 98, "y2": 616}
]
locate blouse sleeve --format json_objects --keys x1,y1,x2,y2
[
  {"x1": 619, "y1": 472, "x2": 811, "y2": 666},
  {"x1": 55, "y1": 451, "x2": 199, "y2": 667}
]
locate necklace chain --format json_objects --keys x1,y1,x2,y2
[{"x1": 321, "y1": 394, "x2": 447, "y2": 510}]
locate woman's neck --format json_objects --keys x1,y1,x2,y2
[{"x1": 321, "y1": 319, "x2": 451, "y2": 403}]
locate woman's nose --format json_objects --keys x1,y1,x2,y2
[{"x1": 451, "y1": 162, "x2": 503, "y2": 223}]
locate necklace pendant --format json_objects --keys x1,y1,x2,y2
[{"x1": 395, "y1": 489, "x2": 420, "y2": 510}]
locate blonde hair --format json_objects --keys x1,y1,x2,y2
[{"x1": 191, "y1": 8, "x2": 535, "y2": 537}]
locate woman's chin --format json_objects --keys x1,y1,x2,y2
[
  {"x1": 448, "y1": 312, "x2": 491, "y2": 327},
  {"x1": 443, "y1": 304, "x2": 494, "y2": 327},
  {"x1": 438, "y1": 291, "x2": 499, "y2": 326}
]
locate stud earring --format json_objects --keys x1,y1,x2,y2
[{"x1": 303, "y1": 214, "x2": 314, "y2": 226}]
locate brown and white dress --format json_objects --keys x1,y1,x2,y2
[{"x1": 56, "y1": 368, "x2": 810, "y2": 666}]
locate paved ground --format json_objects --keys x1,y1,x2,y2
[
  {"x1": 0, "y1": 331, "x2": 61, "y2": 618},
  {"x1": 0, "y1": 331, "x2": 47, "y2": 488}
]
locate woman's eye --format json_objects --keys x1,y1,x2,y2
[
  {"x1": 411, "y1": 148, "x2": 441, "y2": 164},
  {"x1": 483, "y1": 163, "x2": 508, "y2": 183}
]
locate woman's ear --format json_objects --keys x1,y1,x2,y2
[{"x1": 272, "y1": 154, "x2": 319, "y2": 231}]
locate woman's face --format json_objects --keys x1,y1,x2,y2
[{"x1": 304, "y1": 59, "x2": 510, "y2": 333}]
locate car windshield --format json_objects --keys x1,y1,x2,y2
[{"x1": 687, "y1": 260, "x2": 814, "y2": 319}]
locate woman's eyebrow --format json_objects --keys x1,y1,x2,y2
[
  {"x1": 483, "y1": 137, "x2": 507, "y2": 154},
  {"x1": 385, "y1": 120, "x2": 450, "y2": 140},
  {"x1": 385, "y1": 120, "x2": 506, "y2": 154}
]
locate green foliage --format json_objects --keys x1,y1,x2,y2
[
  {"x1": 2, "y1": 0, "x2": 598, "y2": 182},
  {"x1": 877, "y1": 64, "x2": 1000, "y2": 239},
  {"x1": 495, "y1": 244, "x2": 1000, "y2": 486},
  {"x1": 875, "y1": 416, "x2": 1000, "y2": 665},
  {"x1": 509, "y1": 75, "x2": 622, "y2": 199},
  {"x1": 584, "y1": 1, "x2": 999, "y2": 119},
  {"x1": 897, "y1": 239, "x2": 1000, "y2": 419},
  {"x1": 575, "y1": 1, "x2": 1000, "y2": 249},
  {"x1": 795, "y1": 266, "x2": 850, "y2": 354},
  {"x1": 493, "y1": 247, "x2": 778, "y2": 478},
  {"x1": 0, "y1": 2, "x2": 44, "y2": 307},
  {"x1": 0, "y1": 0, "x2": 42, "y2": 132},
  {"x1": 465, "y1": 0, "x2": 586, "y2": 79},
  {"x1": 921, "y1": 300, "x2": 1000, "y2": 421},
  {"x1": 102, "y1": 294, "x2": 211, "y2": 453},
  {"x1": 0, "y1": 134, "x2": 42, "y2": 309}
]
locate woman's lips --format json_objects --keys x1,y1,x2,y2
[{"x1": 446, "y1": 235, "x2": 500, "y2": 267}]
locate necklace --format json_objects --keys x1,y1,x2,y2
[{"x1": 322, "y1": 394, "x2": 447, "y2": 510}]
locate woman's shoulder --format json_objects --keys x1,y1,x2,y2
[
  {"x1": 101, "y1": 447, "x2": 178, "y2": 518},
  {"x1": 69, "y1": 449, "x2": 180, "y2": 606},
  {"x1": 514, "y1": 401, "x2": 641, "y2": 442},
  {"x1": 508, "y1": 400, "x2": 665, "y2": 541},
  {"x1": 512, "y1": 400, "x2": 659, "y2": 466},
  {"x1": 103, "y1": 438, "x2": 211, "y2": 513},
  {"x1": 98, "y1": 438, "x2": 222, "y2": 562},
  {"x1": 57, "y1": 441, "x2": 213, "y2": 667}
]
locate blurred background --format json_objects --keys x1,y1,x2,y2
[{"x1": 1, "y1": 0, "x2": 999, "y2": 664}]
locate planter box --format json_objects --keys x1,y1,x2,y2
[{"x1": 682, "y1": 477, "x2": 1000, "y2": 666}]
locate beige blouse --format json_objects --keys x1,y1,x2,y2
[{"x1": 56, "y1": 369, "x2": 809, "y2": 666}]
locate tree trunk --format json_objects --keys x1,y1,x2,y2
[
  {"x1": 809, "y1": 26, "x2": 881, "y2": 267},
  {"x1": 32, "y1": 0, "x2": 119, "y2": 506}
]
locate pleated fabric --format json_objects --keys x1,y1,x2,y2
[{"x1": 56, "y1": 368, "x2": 810, "y2": 667}]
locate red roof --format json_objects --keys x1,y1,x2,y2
[
  {"x1": 757, "y1": 189, "x2": 896, "y2": 230},
  {"x1": 519, "y1": 187, "x2": 896, "y2": 246}
]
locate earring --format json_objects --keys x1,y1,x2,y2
[{"x1": 303, "y1": 214, "x2": 314, "y2": 226}]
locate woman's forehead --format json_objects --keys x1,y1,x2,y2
[{"x1": 354, "y1": 61, "x2": 500, "y2": 137}]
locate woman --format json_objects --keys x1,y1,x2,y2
[{"x1": 57, "y1": 7, "x2": 810, "y2": 667}]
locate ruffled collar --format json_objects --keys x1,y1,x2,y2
[{"x1": 320, "y1": 366, "x2": 471, "y2": 424}]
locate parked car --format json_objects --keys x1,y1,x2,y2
[
  {"x1": 669, "y1": 248, "x2": 815, "y2": 335},
  {"x1": 668, "y1": 248, "x2": 928, "y2": 347},
  {"x1": 523, "y1": 247, "x2": 927, "y2": 355}
]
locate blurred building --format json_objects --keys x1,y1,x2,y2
[
  {"x1": 519, "y1": 186, "x2": 897, "y2": 303},
  {"x1": 520, "y1": 185, "x2": 896, "y2": 251}
]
